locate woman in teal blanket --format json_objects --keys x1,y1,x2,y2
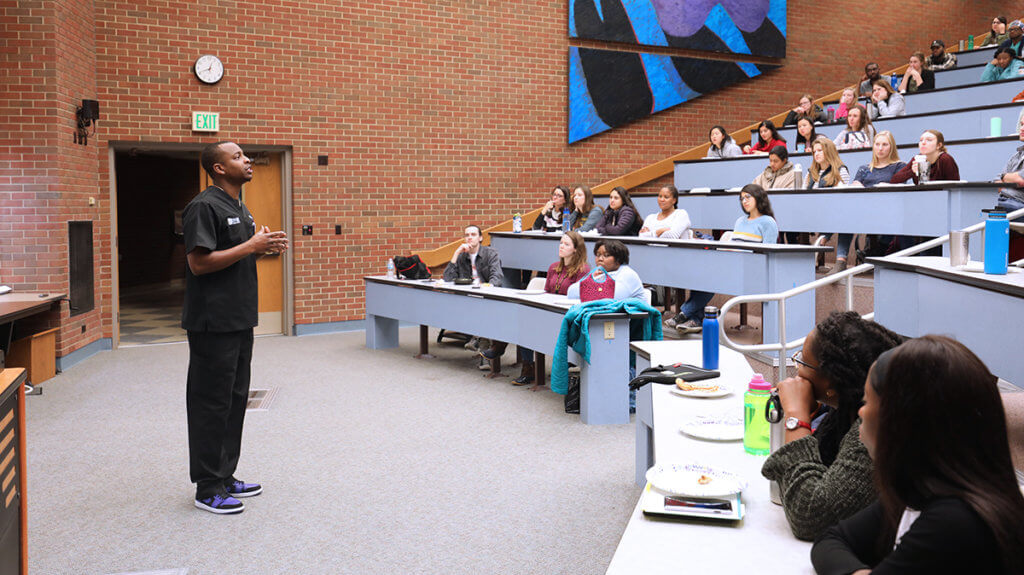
[{"x1": 554, "y1": 240, "x2": 662, "y2": 398}]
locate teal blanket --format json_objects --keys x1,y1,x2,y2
[{"x1": 550, "y1": 299, "x2": 663, "y2": 395}]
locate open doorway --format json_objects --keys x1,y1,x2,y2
[{"x1": 113, "y1": 146, "x2": 290, "y2": 347}]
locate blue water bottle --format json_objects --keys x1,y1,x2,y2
[
  {"x1": 983, "y1": 209, "x2": 1009, "y2": 275},
  {"x1": 562, "y1": 207, "x2": 571, "y2": 232},
  {"x1": 890, "y1": 74, "x2": 899, "y2": 90},
  {"x1": 702, "y1": 306, "x2": 720, "y2": 370}
]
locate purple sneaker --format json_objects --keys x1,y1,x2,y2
[
  {"x1": 195, "y1": 493, "x2": 244, "y2": 514},
  {"x1": 226, "y1": 480, "x2": 262, "y2": 498}
]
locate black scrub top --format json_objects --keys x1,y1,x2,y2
[{"x1": 181, "y1": 186, "x2": 259, "y2": 332}]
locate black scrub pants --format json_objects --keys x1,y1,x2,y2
[{"x1": 186, "y1": 329, "x2": 253, "y2": 499}]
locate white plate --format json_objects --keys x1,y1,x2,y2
[
  {"x1": 645, "y1": 462, "x2": 747, "y2": 498},
  {"x1": 670, "y1": 383, "x2": 731, "y2": 398},
  {"x1": 680, "y1": 415, "x2": 743, "y2": 442}
]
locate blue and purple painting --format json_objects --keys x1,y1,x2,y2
[
  {"x1": 570, "y1": 0, "x2": 787, "y2": 58},
  {"x1": 569, "y1": 47, "x2": 779, "y2": 143}
]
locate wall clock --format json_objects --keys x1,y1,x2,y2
[{"x1": 194, "y1": 55, "x2": 224, "y2": 85}]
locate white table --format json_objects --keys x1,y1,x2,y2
[{"x1": 607, "y1": 340, "x2": 812, "y2": 574}]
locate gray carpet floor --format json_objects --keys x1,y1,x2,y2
[{"x1": 26, "y1": 329, "x2": 641, "y2": 575}]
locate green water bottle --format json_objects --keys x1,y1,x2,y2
[{"x1": 744, "y1": 373, "x2": 771, "y2": 455}]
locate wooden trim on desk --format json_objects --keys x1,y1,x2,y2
[
  {"x1": 867, "y1": 257, "x2": 1024, "y2": 298},
  {"x1": 363, "y1": 276, "x2": 648, "y2": 319},
  {"x1": 489, "y1": 232, "x2": 832, "y2": 254}
]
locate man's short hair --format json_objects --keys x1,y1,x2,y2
[
  {"x1": 200, "y1": 141, "x2": 233, "y2": 178},
  {"x1": 465, "y1": 225, "x2": 482, "y2": 236},
  {"x1": 595, "y1": 239, "x2": 630, "y2": 265}
]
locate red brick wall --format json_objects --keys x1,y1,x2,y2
[{"x1": 3, "y1": 0, "x2": 1009, "y2": 353}]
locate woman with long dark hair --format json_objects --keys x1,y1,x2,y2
[
  {"x1": 595, "y1": 186, "x2": 642, "y2": 236},
  {"x1": 761, "y1": 311, "x2": 905, "y2": 541},
  {"x1": 667, "y1": 184, "x2": 778, "y2": 333},
  {"x1": 742, "y1": 120, "x2": 787, "y2": 155},
  {"x1": 812, "y1": 336, "x2": 1024, "y2": 573},
  {"x1": 706, "y1": 125, "x2": 742, "y2": 158}
]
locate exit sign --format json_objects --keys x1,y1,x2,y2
[{"x1": 191, "y1": 112, "x2": 220, "y2": 132}]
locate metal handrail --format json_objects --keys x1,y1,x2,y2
[{"x1": 719, "y1": 205, "x2": 1024, "y2": 380}]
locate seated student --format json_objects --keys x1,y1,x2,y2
[
  {"x1": 898, "y1": 51, "x2": 935, "y2": 94},
  {"x1": 742, "y1": 120, "x2": 787, "y2": 155},
  {"x1": 444, "y1": 224, "x2": 503, "y2": 285},
  {"x1": 752, "y1": 145, "x2": 799, "y2": 189},
  {"x1": 981, "y1": 15, "x2": 1009, "y2": 46},
  {"x1": 806, "y1": 137, "x2": 850, "y2": 189},
  {"x1": 891, "y1": 130, "x2": 960, "y2": 184},
  {"x1": 858, "y1": 62, "x2": 891, "y2": 98},
  {"x1": 783, "y1": 94, "x2": 828, "y2": 126},
  {"x1": 566, "y1": 184, "x2": 603, "y2": 232},
  {"x1": 444, "y1": 225, "x2": 505, "y2": 365},
  {"x1": 531, "y1": 186, "x2": 569, "y2": 232},
  {"x1": 927, "y1": 39, "x2": 957, "y2": 70},
  {"x1": 761, "y1": 311, "x2": 906, "y2": 541},
  {"x1": 996, "y1": 112, "x2": 1024, "y2": 212},
  {"x1": 812, "y1": 336, "x2": 1024, "y2": 574},
  {"x1": 665, "y1": 184, "x2": 778, "y2": 334},
  {"x1": 982, "y1": 47, "x2": 1024, "y2": 82},
  {"x1": 851, "y1": 131, "x2": 909, "y2": 258},
  {"x1": 833, "y1": 104, "x2": 875, "y2": 150},
  {"x1": 705, "y1": 125, "x2": 742, "y2": 158},
  {"x1": 566, "y1": 239, "x2": 645, "y2": 301},
  {"x1": 596, "y1": 186, "x2": 642, "y2": 236},
  {"x1": 482, "y1": 231, "x2": 590, "y2": 387},
  {"x1": 794, "y1": 117, "x2": 820, "y2": 153},
  {"x1": 999, "y1": 20, "x2": 1024, "y2": 58},
  {"x1": 851, "y1": 130, "x2": 906, "y2": 187},
  {"x1": 867, "y1": 79, "x2": 906, "y2": 119},
  {"x1": 806, "y1": 137, "x2": 853, "y2": 274},
  {"x1": 833, "y1": 88, "x2": 856, "y2": 122},
  {"x1": 639, "y1": 185, "x2": 692, "y2": 239}
]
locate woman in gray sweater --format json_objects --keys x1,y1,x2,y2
[{"x1": 761, "y1": 311, "x2": 905, "y2": 541}]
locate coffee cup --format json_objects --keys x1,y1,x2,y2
[
  {"x1": 914, "y1": 154, "x2": 930, "y2": 182},
  {"x1": 949, "y1": 230, "x2": 969, "y2": 267}
]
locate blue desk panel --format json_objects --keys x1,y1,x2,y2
[
  {"x1": 776, "y1": 102, "x2": 1024, "y2": 147},
  {"x1": 955, "y1": 47, "x2": 998, "y2": 67},
  {"x1": 934, "y1": 64, "x2": 988, "y2": 89},
  {"x1": 871, "y1": 256, "x2": 1024, "y2": 386},
  {"x1": 673, "y1": 137, "x2": 1021, "y2": 190},
  {"x1": 490, "y1": 233, "x2": 823, "y2": 349},
  {"x1": 364, "y1": 277, "x2": 637, "y2": 424}
]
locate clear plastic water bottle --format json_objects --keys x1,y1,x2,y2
[
  {"x1": 744, "y1": 374, "x2": 772, "y2": 455},
  {"x1": 702, "y1": 306, "x2": 719, "y2": 370},
  {"x1": 983, "y1": 209, "x2": 1009, "y2": 275},
  {"x1": 792, "y1": 162, "x2": 803, "y2": 189},
  {"x1": 386, "y1": 258, "x2": 396, "y2": 279},
  {"x1": 562, "y1": 207, "x2": 571, "y2": 232},
  {"x1": 512, "y1": 213, "x2": 522, "y2": 233}
]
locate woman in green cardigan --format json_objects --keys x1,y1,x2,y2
[{"x1": 761, "y1": 311, "x2": 905, "y2": 541}]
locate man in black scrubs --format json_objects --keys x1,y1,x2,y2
[{"x1": 183, "y1": 141, "x2": 288, "y2": 514}]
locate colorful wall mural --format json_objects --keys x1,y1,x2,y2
[
  {"x1": 568, "y1": 47, "x2": 779, "y2": 143},
  {"x1": 567, "y1": 0, "x2": 786, "y2": 143},
  {"x1": 569, "y1": 0, "x2": 787, "y2": 58}
]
